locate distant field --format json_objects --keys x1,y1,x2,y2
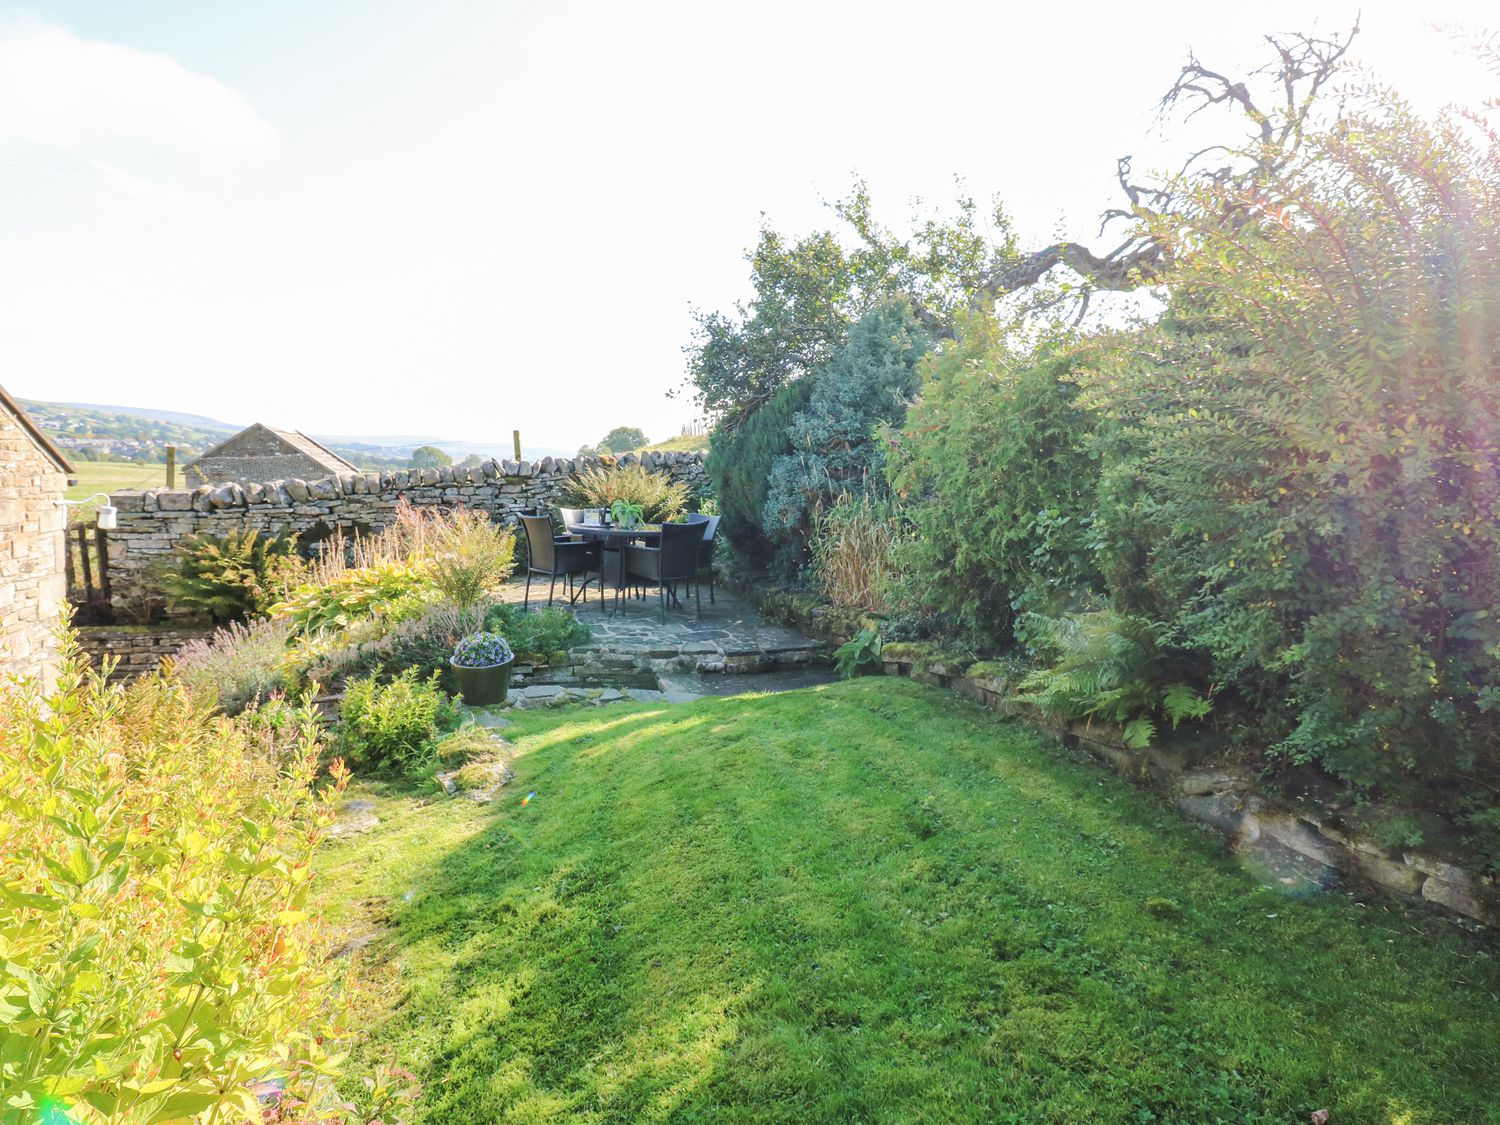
[
  {"x1": 66, "y1": 461, "x2": 170, "y2": 501},
  {"x1": 637, "y1": 432, "x2": 708, "y2": 454}
]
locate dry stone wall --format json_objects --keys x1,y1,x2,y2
[
  {"x1": 106, "y1": 450, "x2": 709, "y2": 616},
  {"x1": 76, "y1": 625, "x2": 214, "y2": 682}
]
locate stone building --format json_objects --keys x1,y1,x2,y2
[
  {"x1": 0, "y1": 385, "x2": 76, "y2": 688},
  {"x1": 182, "y1": 422, "x2": 357, "y2": 486}
]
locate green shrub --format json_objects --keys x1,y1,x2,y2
[
  {"x1": 155, "y1": 528, "x2": 305, "y2": 623},
  {"x1": 564, "y1": 463, "x2": 688, "y2": 523},
  {"x1": 1089, "y1": 90, "x2": 1500, "y2": 809},
  {"x1": 272, "y1": 560, "x2": 435, "y2": 637},
  {"x1": 764, "y1": 301, "x2": 927, "y2": 578},
  {"x1": 338, "y1": 668, "x2": 460, "y2": 774},
  {"x1": 483, "y1": 603, "x2": 591, "y2": 663},
  {"x1": 0, "y1": 636, "x2": 350, "y2": 1121},
  {"x1": 707, "y1": 374, "x2": 817, "y2": 566},
  {"x1": 885, "y1": 320, "x2": 1103, "y2": 646},
  {"x1": 833, "y1": 627, "x2": 884, "y2": 679},
  {"x1": 428, "y1": 509, "x2": 515, "y2": 609},
  {"x1": 171, "y1": 616, "x2": 294, "y2": 714}
]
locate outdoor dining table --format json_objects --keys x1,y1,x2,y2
[{"x1": 566, "y1": 523, "x2": 666, "y2": 606}]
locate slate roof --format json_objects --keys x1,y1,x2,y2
[
  {"x1": 183, "y1": 422, "x2": 359, "y2": 486},
  {"x1": 0, "y1": 384, "x2": 77, "y2": 480}
]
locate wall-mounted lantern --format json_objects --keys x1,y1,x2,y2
[{"x1": 57, "y1": 493, "x2": 118, "y2": 530}]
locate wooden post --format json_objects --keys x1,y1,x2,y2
[
  {"x1": 64, "y1": 519, "x2": 76, "y2": 595},
  {"x1": 513, "y1": 430, "x2": 522, "y2": 461},
  {"x1": 95, "y1": 526, "x2": 111, "y2": 601},
  {"x1": 165, "y1": 445, "x2": 176, "y2": 489},
  {"x1": 77, "y1": 523, "x2": 94, "y2": 602}
]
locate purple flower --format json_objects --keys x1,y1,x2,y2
[{"x1": 451, "y1": 631, "x2": 515, "y2": 667}]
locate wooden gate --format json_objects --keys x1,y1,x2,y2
[{"x1": 65, "y1": 516, "x2": 111, "y2": 609}]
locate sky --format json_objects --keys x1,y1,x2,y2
[{"x1": 0, "y1": 1, "x2": 1495, "y2": 454}]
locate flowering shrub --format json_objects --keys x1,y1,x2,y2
[
  {"x1": 0, "y1": 635, "x2": 350, "y2": 1122},
  {"x1": 171, "y1": 616, "x2": 294, "y2": 714},
  {"x1": 297, "y1": 605, "x2": 485, "y2": 694},
  {"x1": 451, "y1": 632, "x2": 515, "y2": 668}
]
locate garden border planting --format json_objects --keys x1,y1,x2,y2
[{"x1": 732, "y1": 574, "x2": 1499, "y2": 927}]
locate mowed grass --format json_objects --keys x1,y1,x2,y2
[
  {"x1": 65, "y1": 460, "x2": 169, "y2": 499},
  {"x1": 319, "y1": 679, "x2": 1500, "y2": 1123}
]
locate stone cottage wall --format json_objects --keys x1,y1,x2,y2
[
  {"x1": 107, "y1": 450, "x2": 710, "y2": 616},
  {"x1": 0, "y1": 410, "x2": 69, "y2": 687}
]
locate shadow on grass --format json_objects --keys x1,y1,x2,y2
[{"x1": 339, "y1": 682, "x2": 1500, "y2": 1123}]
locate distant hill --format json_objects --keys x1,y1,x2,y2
[
  {"x1": 21, "y1": 399, "x2": 572, "y2": 469},
  {"x1": 20, "y1": 399, "x2": 239, "y2": 463},
  {"x1": 48, "y1": 402, "x2": 241, "y2": 432}
]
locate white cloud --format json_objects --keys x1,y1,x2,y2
[{"x1": 0, "y1": 19, "x2": 275, "y2": 170}]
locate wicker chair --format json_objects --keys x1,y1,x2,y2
[
  {"x1": 620, "y1": 521, "x2": 707, "y2": 622},
  {"x1": 683, "y1": 513, "x2": 721, "y2": 604},
  {"x1": 519, "y1": 514, "x2": 603, "y2": 609}
]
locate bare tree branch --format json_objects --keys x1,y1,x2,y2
[{"x1": 964, "y1": 24, "x2": 1361, "y2": 313}]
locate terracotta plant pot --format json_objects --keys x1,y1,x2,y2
[{"x1": 450, "y1": 656, "x2": 515, "y2": 707}]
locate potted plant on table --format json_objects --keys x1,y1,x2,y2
[
  {"x1": 610, "y1": 499, "x2": 645, "y2": 529},
  {"x1": 450, "y1": 631, "x2": 516, "y2": 706}
]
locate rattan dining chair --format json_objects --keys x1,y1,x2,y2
[
  {"x1": 519, "y1": 514, "x2": 602, "y2": 609},
  {"x1": 683, "y1": 513, "x2": 721, "y2": 605},
  {"x1": 620, "y1": 520, "x2": 707, "y2": 622}
]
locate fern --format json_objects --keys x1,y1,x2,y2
[
  {"x1": 1122, "y1": 717, "x2": 1156, "y2": 750},
  {"x1": 1162, "y1": 683, "x2": 1212, "y2": 728},
  {"x1": 1015, "y1": 611, "x2": 1211, "y2": 746},
  {"x1": 156, "y1": 529, "x2": 303, "y2": 623}
]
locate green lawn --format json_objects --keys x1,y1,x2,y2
[
  {"x1": 319, "y1": 679, "x2": 1500, "y2": 1123},
  {"x1": 65, "y1": 459, "x2": 169, "y2": 500}
]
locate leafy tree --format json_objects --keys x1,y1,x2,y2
[
  {"x1": 763, "y1": 301, "x2": 929, "y2": 577},
  {"x1": 706, "y1": 376, "x2": 817, "y2": 565},
  {"x1": 599, "y1": 426, "x2": 648, "y2": 453},
  {"x1": 409, "y1": 445, "x2": 452, "y2": 469},
  {"x1": 685, "y1": 193, "x2": 1018, "y2": 422},
  {"x1": 457, "y1": 453, "x2": 484, "y2": 469},
  {"x1": 684, "y1": 28, "x2": 1358, "y2": 425}
]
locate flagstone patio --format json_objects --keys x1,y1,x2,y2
[{"x1": 488, "y1": 576, "x2": 835, "y2": 707}]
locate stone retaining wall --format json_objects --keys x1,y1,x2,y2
[
  {"x1": 76, "y1": 625, "x2": 214, "y2": 682},
  {"x1": 731, "y1": 573, "x2": 1498, "y2": 928},
  {"x1": 106, "y1": 450, "x2": 709, "y2": 617}
]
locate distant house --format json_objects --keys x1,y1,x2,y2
[
  {"x1": 0, "y1": 385, "x2": 77, "y2": 688},
  {"x1": 182, "y1": 423, "x2": 358, "y2": 486}
]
